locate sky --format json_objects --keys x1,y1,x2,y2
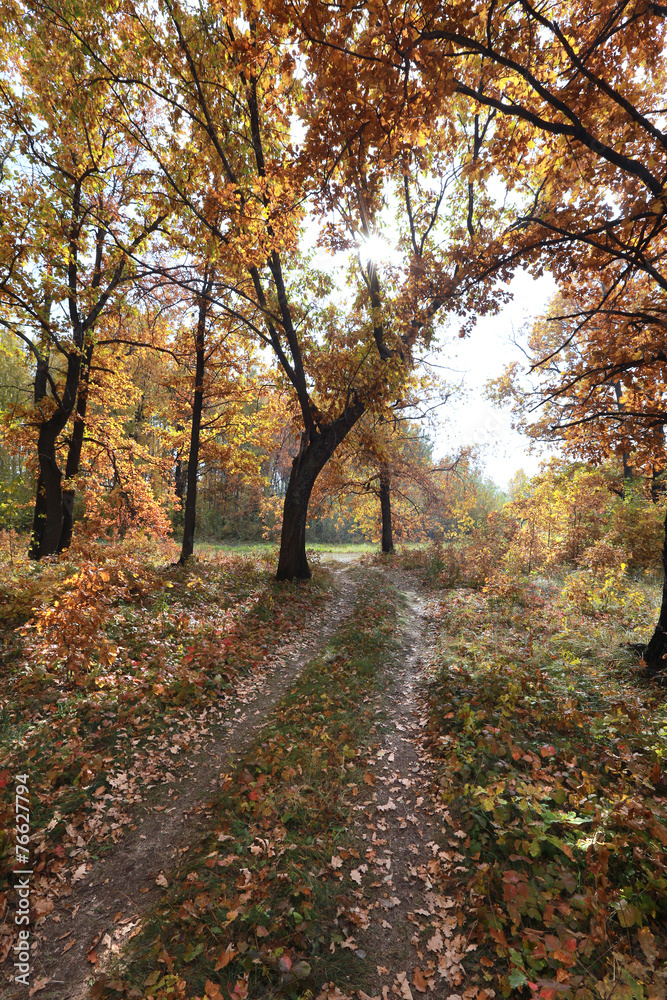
[
  {"x1": 432, "y1": 269, "x2": 559, "y2": 489},
  {"x1": 305, "y1": 214, "x2": 561, "y2": 491}
]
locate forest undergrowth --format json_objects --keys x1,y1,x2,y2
[
  {"x1": 405, "y1": 548, "x2": 667, "y2": 1000},
  {"x1": 1, "y1": 544, "x2": 666, "y2": 1000}
]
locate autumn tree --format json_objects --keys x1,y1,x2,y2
[
  {"x1": 492, "y1": 281, "x2": 667, "y2": 672},
  {"x1": 0, "y1": 5, "x2": 165, "y2": 557},
  {"x1": 30, "y1": 0, "x2": 516, "y2": 578}
]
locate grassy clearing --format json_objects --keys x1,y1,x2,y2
[
  {"x1": 0, "y1": 550, "x2": 331, "y2": 930},
  {"x1": 193, "y1": 542, "x2": 380, "y2": 559},
  {"x1": 93, "y1": 569, "x2": 403, "y2": 1000},
  {"x1": 419, "y1": 570, "x2": 667, "y2": 999}
]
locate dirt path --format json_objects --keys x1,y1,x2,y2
[
  {"x1": 327, "y1": 572, "x2": 477, "y2": 1000},
  {"x1": 11, "y1": 567, "x2": 359, "y2": 1000}
]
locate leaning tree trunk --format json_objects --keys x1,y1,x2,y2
[
  {"x1": 60, "y1": 344, "x2": 94, "y2": 552},
  {"x1": 643, "y1": 506, "x2": 667, "y2": 679},
  {"x1": 379, "y1": 463, "x2": 394, "y2": 554},
  {"x1": 277, "y1": 407, "x2": 364, "y2": 580},
  {"x1": 179, "y1": 275, "x2": 211, "y2": 564}
]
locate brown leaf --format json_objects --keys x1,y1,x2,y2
[
  {"x1": 638, "y1": 927, "x2": 658, "y2": 966},
  {"x1": 412, "y1": 969, "x2": 428, "y2": 993},
  {"x1": 427, "y1": 930, "x2": 443, "y2": 953},
  {"x1": 215, "y1": 943, "x2": 237, "y2": 970},
  {"x1": 62, "y1": 938, "x2": 76, "y2": 954},
  {"x1": 230, "y1": 974, "x2": 249, "y2": 1000},
  {"x1": 32, "y1": 898, "x2": 53, "y2": 920},
  {"x1": 28, "y1": 978, "x2": 50, "y2": 996},
  {"x1": 394, "y1": 972, "x2": 413, "y2": 1000},
  {"x1": 86, "y1": 950, "x2": 98, "y2": 964}
]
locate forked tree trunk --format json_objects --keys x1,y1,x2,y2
[
  {"x1": 643, "y1": 506, "x2": 667, "y2": 679},
  {"x1": 180, "y1": 275, "x2": 211, "y2": 564},
  {"x1": 277, "y1": 408, "x2": 364, "y2": 580},
  {"x1": 379, "y1": 463, "x2": 394, "y2": 554}
]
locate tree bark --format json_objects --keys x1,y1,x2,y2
[
  {"x1": 29, "y1": 420, "x2": 67, "y2": 559},
  {"x1": 379, "y1": 463, "x2": 394, "y2": 554},
  {"x1": 179, "y1": 274, "x2": 211, "y2": 564},
  {"x1": 643, "y1": 506, "x2": 667, "y2": 679},
  {"x1": 59, "y1": 344, "x2": 94, "y2": 551},
  {"x1": 277, "y1": 405, "x2": 364, "y2": 580}
]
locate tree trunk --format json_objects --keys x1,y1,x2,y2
[
  {"x1": 29, "y1": 421, "x2": 66, "y2": 559},
  {"x1": 59, "y1": 344, "x2": 94, "y2": 551},
  {"x1": 379, "y1": 463, "x2": 394, "y2": 554},
  {"x1": 179, "y1": 277, "x2": 210, "y2": 564},
  {"x1": 28, "y1": 329, "x2": 85, "y2": 559},
  {"x1": 277, "y1": 408, "x2": 364, "y2": 580},
  {"x1": 28, "y1": 470, "x2": 49, "y2": 561},
  {"x1": 643, "y1": 506, "x2": 667, "y2": 679}
]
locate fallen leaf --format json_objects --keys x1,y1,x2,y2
[
  {"x1": 86, "y1": 950, "x2": 98, "y2": 964},
  {"x1": 230, "y1": 974, "x2": 249, "y2": 999},
  {"x1": 155, "y1": 874, "x2": 168, "y2": 887},
  {"x1": 395, "y1": 972, "x2": 413, "y2": 999},
  {"x1": 32, "y1": 898, "x2": 53, "y2": 919},
  {"x1": 205, "y1": 980, "x2": 223, "y2": 1000},
  {"x1": 413, "y1": 969, "x2": 428, "y2": 993},
  {"x1": 215, "y1": 944, "x2": 237, "y2": 970},
  {"x1": 62, "y1": 938, "x2": 76, "y2": 954},
  {"x1": 71, "y1": 864, "x2": 89, "y2": 884},
  {"x1": 427, "y1": 930, "x2": 443, "y2": 953},
  {"x1": 378, "y1": 798, "x2": 397, "y2": 812},
  {"x1": 28, "y1": 977, "x2": 50, "y2": 996},
  {"x1": 638, "y1": 927, "x2": 658, "y2": 966},
  {"x1": 331, "y1": 856, "x2": 343, "y2": 869},
  {"x1": 351, "y1": 869, "x2": 363, "y2": 884}
]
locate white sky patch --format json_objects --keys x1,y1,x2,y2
[
  {"x1": 300, "y1": 208, "x2": 560, "y2": 490},
  {"x1": 433, "y1": 269, "x2": 559, "y2": 488}
]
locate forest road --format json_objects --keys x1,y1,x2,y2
[{"x1": 11, "y1": 566, "x2": 360, "y2": 1000}]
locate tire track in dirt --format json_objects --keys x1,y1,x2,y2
[
  {"x1": 7, "y1": 565, "x2": 360, "y2": 1000},
  {"x1": 326, "y1": 570, "x2": 481, "y2": 1000}
]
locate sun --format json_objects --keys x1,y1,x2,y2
[{"x1": 356, "y1": 231, "x2": 395, "y2": 267}]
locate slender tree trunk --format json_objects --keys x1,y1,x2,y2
[
  {"x1": 379, "y1": 463, "x2": 394, "y2": 554},
  {"x1": 643, "y1": 506, "x2": 667, "y2": 679},
  {"x1": 179, "y1": 275, "x2": 210, "y2": 564},
  {"x1": 59, "y1": 344, "x2": 94, "y2": 551}
]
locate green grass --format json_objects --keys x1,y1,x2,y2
[{"x1": 193, "y1": 541, "x2": 380, "y2": 557}]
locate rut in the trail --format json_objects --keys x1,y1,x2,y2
[
  {"x1": 325, "y1": 574, "x2": 476, "y2": 999},
  {"x1": 12, "y1": 567, "x2": 359, "y2": 1000}
]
